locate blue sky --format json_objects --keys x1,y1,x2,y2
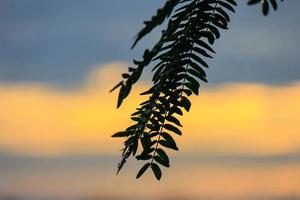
[{"x1": 0, "y1": 0, "x2": 299, "y2": 88}]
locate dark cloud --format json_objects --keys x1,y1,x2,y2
[
  {"x1": 0, "y1": 0, "x2": 299, "y2": 87},
  {"x1": 0, "y1": 0, "x2": 162, "y2": 87},
  {"x1": 208, "y1": 1, "x2": 300, "y2": 85}
]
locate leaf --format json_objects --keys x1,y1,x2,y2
[
  {"x1": 117, "y1": 84, "x2": 131, "y2": 108},
  {"x1": 122, "y1": 73, "x2": 130, "y2": 78},
  {"x1": 154, "y1": 155, "x2": 170, "y2": 167},
  {"x1": 129, "y1": 137, "x2": 139, "y2": 156},
  {"x1": 159, "y1": 140, "x2": 178, "y2": 151},
  {"x1": 188, "y1": 68, "x2": 207, "y2": 82},
  {"x1": 160, "y1": 132, "x2": 177, "y2": 147},
  {"x1": 123, "y1": 136, "x2": 138, "y2": 156},
  {"x1": 247, "y1": 0, "x2": 261, "y2": 5},
  {"x1": 193, "y1": 47, "x2": 213, "y2": 58},
  {"x1": 131, "y1": 0, "x2": 181, "y2": 49},
  {"x1": 166, "y1": 115, "x2": 182, "y2": 127},
  {"x1": 136, "y1": 154, "x2": 152, "y2": 160},
  {"x1": 197, "y1": 31, "x2": 215, "y2": 45},
  {"x1": 140, "y1": 147, "x2": 155, "y2": 156},
  {"x1": 140, "y1": 85, "x2": 156, "y2": 95},
  {"x1": 190, "y1": 53, "x2": 209, "y2": 68},
  {"x1": 169, "y1": 106, "x2": 183, "y2": 116},
  {"x1": 148, "y1": 131, "x2": 160, "y2": 138},
  {"x1": 141, "y1": 135, "x2": 152, "y2": 150},
  {"x1": 189, "y1": 60, "x2": 207, "y2": 77},
  {"x1": 185, "y1": 75, "x2": 200, "y2": 95},
  {"x1": 270, "y1": 0, "x2": 278, "y2": 10},
  {"x1": 195, "y1": 40, "x2": 215, "y2": 53},
  {"x1": 216, "y1": 7, "x2": 230, "y2": 22},
  {"x1": 179, "y1": 96, "x2": 191, "y2": 112},
  {"x1": 218, "y1": 1, "x2": 235, "y2": 12},
  {"x1": 262, "y1": 0, "x2": 269, "y2": 16},
  {"x1": 136, "y1": 163, "x2": 151, "y2": 179},
  {"x1": 110, "y1": 81, "x2": 123, "y2": 93},
  {"x1": 111, "y1": 131, "x2": 131, "y2": 138},
  {"x1": 150, "y1": 140, "x2": 158, "y2": 146},
  {"x1": 151, "y1": 163, "x2": 162, "y2": 180},
  {"x1": 156, "y1": 148, "x2": 170, "y2": 165},
  {"x1": 131, "y1": 69, "x2": 143, "y2": 83},
  {"x1": 178, "y1": 88, "x2": 193, "y2": 96},
  {"x1": 209, "y1": 15, "x2": 228, "y2": 30},
  {"x1": 226, "y1": 0, "x2": 237, "y2": 6},
  {"x1": 185, "y1": 82, "x2": 199, "y2": 95},
  {"x1": 163, "y1": 124, "x2": 182, "y2": 135}
]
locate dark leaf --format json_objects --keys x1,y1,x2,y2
[
  {"x1": 218, "y1": 1, "x2": 235, "y2": 12},
  {"x1": 185, "y1": 82, "x2": 199, "y2": 95},
  {"x1": 247, "y1": 0, "x2": 261, "y2": 5},
  {"x1": 111, "y1": 131, "x2": 131, "y2": 138},
  {"x1": 163, "y1": 124, "x2": 182, "y2": 135},
  {"x1": 262, "y1": 0, "x2": 269, "y2": 15},
  {"x1": 122, "y1": 73, "x2": 130, "y2": 79},
  {"x1": 270, "y1": 0, "x2": 278, "y2": 10},
  {"x1": 141, "y1": 135, "x2": 152, "y2": 150},
  {"x1": 190, "y1": 53, "x2": 209, "y2": 68},
  {"x1": 117, "y1": 84, "x2": 131, "y2": 108},
  {"x1": 160, "y1": 132, "x2": 177, "y2": 146},
  {"x1": 110, "y1": 81, "x2": 123, "y2": 93},
  {"x1": 195, "y1": 40, "x2": 215, "y2": 53},
  {"x1": 169, "y1": 106, "x2": 183, "y2": 116},
  {"x1": 216, "y1": 7, "x2": 230, "y2": 22},
  {"x1": 136, "y1": 163, "x2": 151, "y2": 179},
  {"x1": 158, "y1": 139, "x2": 179, "y2": 151},
  {"x1": 193, "y1": 47, "x2": 213, "y2": 58},
  {"x1": 151, "y1": 163, "x2": 162, "y2": 180},
  {"x1": 136, "y1": 154, "x2": 152, "y2": 160},
  {"x1": 156, "y1": 148, "x2": 170, "y2": 165},
  {"x1": 186, "y1": 75, "x2": 200, "y2": 94},
  {"x1": 131, "y1": 0, "x2": 181, "y2": 48},
  {"x1": 148, "y1": 131, "x2": 160, "y2": 138},
  {"x1": 179, "y1": 96, "x2": 191, "y2": 112},
  {"x1": 166, "y1": 115, "x2": 182, "y2": 127},
  {"x1": 131, "y1": 137, "x2": 139, "y2": 156},
  {"x1": 226, "y1": 0, "x2": 237, "y2": 6},
  {"x1": 154, "y1": 155, "x2": 170, "y2": 167}
]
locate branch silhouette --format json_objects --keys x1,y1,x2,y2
[{"x1": 111, "y1": 0, "x2": 285, "y2": 180}]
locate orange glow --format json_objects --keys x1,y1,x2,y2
[{"x1": 0, "y1": 62, "x2": 299, "y2": 156}]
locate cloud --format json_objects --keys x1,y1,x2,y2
[
  {"x1": 0, "y1": 62, "x2": 299, "y2": 156},
  {"x1": 1, "y1": 0, "x2": 300, "y2": 87}
]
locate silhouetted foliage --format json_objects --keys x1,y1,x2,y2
[{"x1": 111, "y1": 0, "x2": 285, "y2": 180}]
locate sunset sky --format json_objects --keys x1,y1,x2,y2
[{"x1": 0, "y1": 1, "x2": 300, "y2": 200}]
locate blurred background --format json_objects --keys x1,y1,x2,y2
[{"x1": 0, "y1": 1, "x2": 300, "y2": 200}]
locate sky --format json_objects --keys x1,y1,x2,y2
[
  {"x1": 0, "y1": 1, "x2": 300, "y2": 200},
  {"x1": 1, "y1": 0, "x2": 300, "y2": 87}
]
